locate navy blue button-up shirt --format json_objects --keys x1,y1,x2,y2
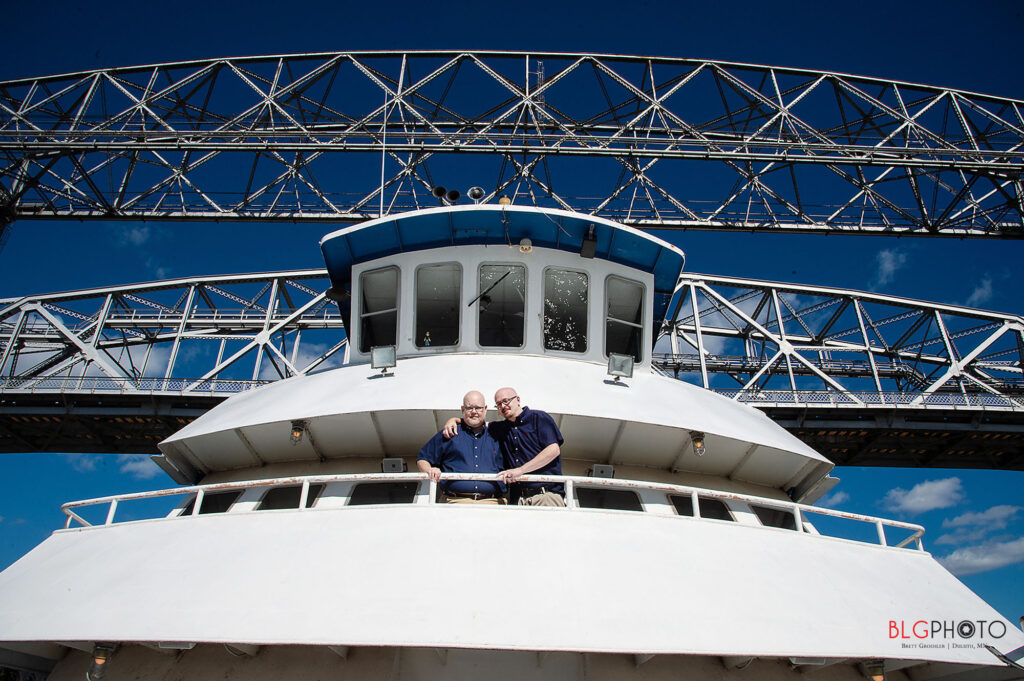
[
  {"x1": 490, "y1": 406, "x2": 564, "y2": 495},
  {"x1": 418, "y1": 424, "x2": 506, "y2": 495}
]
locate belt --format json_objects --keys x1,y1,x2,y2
[
  {"x1": 517, "y1": 486, "x2": 563, "y2": 499},
  {"x1": 444, "y1": 491, "x2": 499, "y2": 501}
]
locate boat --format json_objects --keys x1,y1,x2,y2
[{"x1": 1, "y1": 202, "x2": 1022, "y2": 681}]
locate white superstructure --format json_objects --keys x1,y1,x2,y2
[{"x1": 1, "y1": 205, "x2": 1021, "y2": 681}]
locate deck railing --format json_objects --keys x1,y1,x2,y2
[{"x1": 59, "y1": 473, "x2": 925, "y2": 552}]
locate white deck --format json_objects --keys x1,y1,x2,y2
[{"x1": 1, "y1": 497, "x2": 1019, "y2": 666}]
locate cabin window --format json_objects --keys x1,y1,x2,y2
[
  {"x1": 179, "y1": 489, "x2": 243, "y2": 516},
  {"x1": 543, "y1": 268, "x2": 588, "y2": 353},
  {"x1": 575, "y1": 487, "x2": 643, "y2": 511},
  {"x1": 348, "y1": 482, "x2": 419, "y2": 505},
  {"x1": 359, "y1": 267, "x2": 399, "y2": 353},
  {"x1": 751, "y1": 504, "x2": 798, "y2": 530},
  {"x1": 256, "y1": 484, "x2": 325, "y2": 510},
  {"x1": 415, "y1": 263, "x2": 461, "y2": 348},
  {"x1": 669, "y1": 495, "x2": 735, "y2": 521},
  {"x1": 606, "y1": 276, "x2": 644, "y2": 361},
  {"x1": 477, "y1": 264, "x2": 526, "y2": 347}
]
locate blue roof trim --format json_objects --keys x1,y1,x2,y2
[{"x1": 321, "y1": 205, "x2": 685, "y2": 322}]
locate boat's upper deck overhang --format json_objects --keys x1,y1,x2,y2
[{"x1": 320, "y1": 205, "x2": 686, "y2": 324}]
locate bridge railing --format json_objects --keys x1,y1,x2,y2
[{"x1": 59, "y1": 472, "x2": 925, "y2": 552}]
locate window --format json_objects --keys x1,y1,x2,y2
[
  {"x1": 477, "y1": 264, "x2": 526, "y2": 347},
  {"x1": 348, "y1": 482, "x2": 419, "y2": 505},
  {"x1": 256, "y1": 484, "x2": 325, "y2": 510},
  {"x1": 179, "y1": 490, "x2": 243, "y2": 516},
  {"x1": 751, "y1": 504, "x2": 798, "y2": 530},
  {"x1": 416, "y1": 264, "x2": 461, "y2": 347},
  {"x1": 575, "y1": 487, "x2": 643, "y2": 512},
  {"x1": 606, "y1": 277, "x2": 644, "y2": 361},
  {"x1": 543, "y1": 269, "x2": 588, "y2": 353},
  {"x1": 359, "y1": 267, "x2": 398, "y2": 353},
  {"x1": 669, "y1": 495, "x2": 734, "y2": 521}
]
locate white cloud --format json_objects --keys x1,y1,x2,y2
[
  {"x1": 816, "y1": 490, "x2": 850, "y2": 509},
  {"x1": 121, "y1": 226, "x2": 151, "y2": 246},
  {"x1": 882, "y1": 477, "x2": 963, "y2": 515},
  {"x1": 117, "y1": 455, "x2": 162, "y2": 480},
  {"x1": 965, "y1": 276, "x2": 993, "y2": 308},
  {"x1": 64, "y1": 453, "x2": 102, "y2": 473},
  {"x1": 938, "y1": 537, "x2": 1024, "y2": 576},
  {"x1": 943, "y1": 505, "x2": 1021, "y2": 530},
  {"x1": 935, "y1": 505, "x2": 1022, "y2": 546},
  {"x1": 873, "y1": 248, "x2": 907, "y2": 288}
]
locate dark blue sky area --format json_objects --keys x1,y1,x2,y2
[{"x1": 3, "y1": 0, "x2": 1023, "y2": 100}]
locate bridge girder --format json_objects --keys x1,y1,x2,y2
[
  {"x1": 1, "y1": 269, "x2": 1022, "y2": 468},
  {"x1": 1, "y1": 52, "x2": 1022, "y2": 236}
]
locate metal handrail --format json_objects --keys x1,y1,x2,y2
[{"x1": 60, "y1": 472, "x2": 925, "y2": 551}]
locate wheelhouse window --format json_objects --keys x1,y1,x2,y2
[
  {"x1": 256, "y1": 484, "x2": 325, "y2": 510},
  {"x1": 606, "y1": 277, "x2": 644, "y2": 362},
  {"x1": 543, "y1": 269, "x2": 588, "y2": 353},
  {"x1": 416, "y1": 263, "x2": 461, "y2": 348},
  {"x1": 179, "y1": 490, "x2": 243, "y2": 516},
  {"x1": 477, "y1": 264, "x2": 526, "y2": 347},
  {"x1": 575, "y1": 487, "x2": 643, "y2": 511},
  {"x1": 669, "y1": 495, "x2": 735, "y2": 521},
  {"x1": 751, "y1": 504, "x2": 798, "y2": 530},
  {"x1": 359, "y1": 267, "x2": 399, "y2": 353},
  {"x1": 348, "y1": 482, "x2": 419, "y2": 505}
]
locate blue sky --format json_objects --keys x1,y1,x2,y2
[{"x1": 1, "y1": 0, "x2": 1022, "y2": 626}]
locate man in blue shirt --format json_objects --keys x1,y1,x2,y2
[
  {"x1": 491, "y1": 386, "x2": 565, "y2": 506},
  {"x1": 418, "y1": 390, "x2": 506, "y2": 503}
]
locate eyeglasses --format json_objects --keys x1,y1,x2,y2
[
  {"x1": 462, "y1": 405, "x2": 486, "y2": 412},
  {"x1": 495, "y1": 396, "x2": 519, "y2": 408}
]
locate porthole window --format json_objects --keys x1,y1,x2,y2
[
  {"x1": 543, "y1": 269, "x2": 588, "y2": 353},
  {"x1": 606, "y1": 276, "x2": 644, "y2": 361},
  {"x1": 416, "y1": 263, "x2": 461, "y2": 348},
  {"x1": 669, "y1": 495, "x2": 735, "y2": 521},
  {"x1": 359, "y1": 267, "x2": 399, "y2": 353},
  {"x1": 478, "y1": 264, "x2": 526, "y2": 347}
]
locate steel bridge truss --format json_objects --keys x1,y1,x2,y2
[
  {"x1": 1, "y1": 270, "x2": 1022, "y2": 467},
  {"x1": 2, "y1": 52, "x2": 1023, "y2": 237}
]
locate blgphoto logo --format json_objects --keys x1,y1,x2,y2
[{"x1": 889, "y1": 619, "x2": 1008, "y2": 646}]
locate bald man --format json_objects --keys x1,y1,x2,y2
[{"x1": 417, "y1": 391, "x2": 506, "y2": 503}]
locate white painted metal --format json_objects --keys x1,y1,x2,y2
[
  {"x1": 158, "y1": 353, "x2": 831, "y2": 491},
  {"x1": 1, "y1": 503, "x2": 1020, "y2": 666}
]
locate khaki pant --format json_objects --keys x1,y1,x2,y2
[{"x1": 517, "y1": 491, "x2": 566, "y2": 507}]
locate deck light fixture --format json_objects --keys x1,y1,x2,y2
[
  {"x1": 370, "y1": 345, "x2": 397, "y2": 374},
  {"x1": 580, "y1": 224, "x2": 598, "y2": 258},
  {"x1": 290, "y1": 420, "x2": 307, "y2": 445},
  {"x1": 468, "y1": 186, "x2": 485, "y2": 203},
  {"x1": 690, "y1": 431, "x2": 706, "y2": 456},
  {"x1": 607, "y1": 353, "x2": 634, "y2": 381},
  {"x1": 519, "y1": 238, "x2": 533, "y2": 253},
  {"x1": 87, "y1": 643, "x2": 117, "y2": 680}
]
